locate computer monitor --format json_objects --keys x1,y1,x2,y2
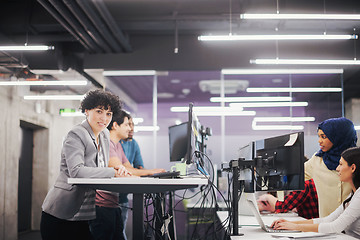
[
  {"x1": 254, "y1": 132, "x2": 305, "y2": 191},
  {"x1": 168, "y1": 122, "x2": 189, "y2": 162},
  {"x1": 167, "y1": 103, "x2": 204, "y2": 164}
]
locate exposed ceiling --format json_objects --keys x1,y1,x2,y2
[{"x1": 1, "y1": 0, "x2": 360, "y2": 111}]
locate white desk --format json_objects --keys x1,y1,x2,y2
[
  {"x1": 217, "y1": 211, "x2": 358, "y2": 240},
  {"x1": 68, "y1": 177, "x2": 208, "y2": 240}
]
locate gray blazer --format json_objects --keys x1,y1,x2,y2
[{"x1": 42, "y1": 120, "x2": 115, "y2": 219}]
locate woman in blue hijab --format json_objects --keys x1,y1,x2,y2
[{"x1": 306, "y1": 117, "x2": 357, "y2": 217}]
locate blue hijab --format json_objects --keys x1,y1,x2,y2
[{"x1": 316, "y1": 117, "x2": 357, "y2": 170}]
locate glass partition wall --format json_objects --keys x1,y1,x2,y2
[{"x1": 111, "y1": 70, "x2": 343, "y2": 170}]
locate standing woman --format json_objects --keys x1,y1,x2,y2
[
  {"x1": 40, "y1": 89, "x2": 125, "y2": 240},
  {"x1": 306, "y1": 117, "x2": 357, "y2": 217},
  {"x1": 272, "y1": 147, "x2": 360, "y2": 238}
]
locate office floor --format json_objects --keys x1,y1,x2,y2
[{"x1": 18, "y1": 231, "x2": 41, "y2": 240}]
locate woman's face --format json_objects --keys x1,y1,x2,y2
[
  {"x1": 318, "y1": 129, "x2": 334, "y2": 152},
  {"x1": 85, "y1": 106, "x2": 113, "y2": 136},
  {"x1": 337, "y1": 157, "x2": 355, "y2": 183}
]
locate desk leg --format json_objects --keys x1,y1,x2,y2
[{"x1": 133, "y1": 193, "x2": 144, "y2": 240}]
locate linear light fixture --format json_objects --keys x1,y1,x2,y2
[
  {"x1": 229, "y1": 102, "x2": 308, "y2": 108},
  {"x1": 0, "y1": 80, "x2": 87, "y2": 86},
  {"x1": 251, "y1": 58, "x2": 360, "y2": 65},
  {"x1": 132, "y1": 117, "x2": 144, "y2": 125},
  {"x1": 198, "y1": 34, "x2": 357, "y2": 41},
  {"x1": 170, "y1": 106, "x2": 256, "y2": 116},
  {"x1": 247, "y1": 87, "x2": 342, "y2": 93},
  {"x1": 210, "y1": 96, "x2": 292, "y2": 102},
  {"x1": 134, "y1": 126, "x2": 160, "y2": 132},
  {"x1": 355, "y1": 126, "x2": 360, "y2": 131},
  {"x1": 103, "y1": 70, "x2": 156, "y2": 76},
  {"x1": 60, "y1": 111, "x2": 85, "y2": 117},
  {"x1": 221, "y1": 68, "x2": 344, "y2": 74},
  {"x1": 253, "y1": 117, "x2": 315, "y2": 122},
  {"x1": 240, "y1": 13, "x2": 360, "y2": 20},
  {"x1": 24, "y1": 95, "x2": 85, "y2": 100},
  {"x1": 0, "y1": 45, "x2": 54, "y2": 51},
  {"x1": 252, "y1": 121, "x2": 304, "y2": 131}
]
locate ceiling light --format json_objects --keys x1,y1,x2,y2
[
  {"x1": 240, "y1": 13, "x2": 360, "y2": 20},
  {"x1": 221, "y1": 69, "x2": 344, "y2": 74},
  {"x1": 199, "y1": 80, "x2": 249, "y2": 94},
  {"x1": 198, "y1": 34, "x2": 357, "y2": 41},
  {"x1": 251, "y1": 58, "x2": 360, "y2": 65},
  {"x1": 24, "y1": 95, "x2": 85, "y2": 100},
  {"x1": 170, "y1": 106, "x2": 256, "y2": 116},
  {"x1": 246, "y1": 87, "x2": 342, "y2": 93},
  {"x1": 134, "y1": 126, "x2": 160, "y2": 132},
  {"x1": 355, "y1": 126, "x2": 360, "y2": 131},
  {"x1": 229, "y1": 102, "x2": 308, "y2": 107},
  {"x1": 210, "y1": 96, "x2": 292, "y2": 102},
  {"x1": 252, "y1": 122, "x2": 304, "y2": 131},
  {"x1": 60, "y1": 111, "x2": 85, "y2": 117},
  {"x1": 103, "y1": 70, "x2": 156, "y2": 76},
  {"x1": 132, "y1": 118, "x2": 144, "y2": 124},
  {"x1": 0, "y1": 80, "x2": 87, "y2": 86},
  {"x1": 0, "y1": 45, "x2": 54, "y2": 51},
  {"x1": 253, "y1": 117, "x2": 315, "y2": 122}
]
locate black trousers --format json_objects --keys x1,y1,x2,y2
[{"x1": 40, "y1": 211, "x2": 93, "y2": 240}]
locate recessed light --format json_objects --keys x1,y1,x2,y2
[{"x1": 171, "y1": 79, "x2": 181, "y2": 84}]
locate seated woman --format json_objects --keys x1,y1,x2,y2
[{"x1": 271, "y1": 146, "x2": 360, "y2": 239}]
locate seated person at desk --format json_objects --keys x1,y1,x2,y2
[
  {"x1": 257, "y1": 179, "x2": 319, "y2": 219},
  {"x1": 271, "y1": 147, "x2": 360, "y2": 239},
  {"x1": 90, "y1": 110, "x2": 165, "y2": 240},
  {"x1": 260, "y1": 117, "x2": 357, "y2": 219},
  {"x1": 40, "y1": 90, "x2": 125, "y2": 240}
]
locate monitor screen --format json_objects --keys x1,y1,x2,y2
[
  {"x1": 254, "y1": 132, "x2": 305, "y2": 191},
  {"x1": 168, "y1": 122, "x2": 188, "y2": 162}
]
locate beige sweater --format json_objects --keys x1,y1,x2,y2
[{"x1": 305, "y1": 154, "x2": 352, "y2": 217}]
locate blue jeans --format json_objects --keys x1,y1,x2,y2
[
  {"x1": 89, "y1": 206, "x2": 125, "y2": 240},
  {"x1": 119, "y1": 202, "x2": 129, "y2": 240}
]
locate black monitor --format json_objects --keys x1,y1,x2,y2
[
  {"x1": 254, "y1": 132, "x2": 305, "y2": 191},
  {"x1": 168, "y1": 103, "x2": 203, "y2": 164},
  {"x1": 168, "y1": 122, "x2": 188, "y2": 162}
]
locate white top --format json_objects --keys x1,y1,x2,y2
[
  {"x1": 305, "y1": 154, "x2": 352, "y2": 217},
  {"x1": 313, "y1": 187, "x2": 360, "y2": 239}
]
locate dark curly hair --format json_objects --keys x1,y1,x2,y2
[
  {"x1": 107, "y1": 110, "x2": 131, "y2": 131},
  {"x1": 80, "y1": 89, "x2": 122, "y2": 115}
]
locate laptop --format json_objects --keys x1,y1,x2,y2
[{"x1": 246, "y1": 198, "x2": 300, "y2": 233}]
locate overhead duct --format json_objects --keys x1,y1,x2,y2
[
  {"x1": 91, "y1": 0, "x2": 132, "y2": 53},
  {"x1": 63, "y1": 0, "x2": 113, "y2": 53},
  {"x1": 37, "y1": 0, "x2": 93, "y2": 52},
  {"x1": 76, "y1": 0, "x2": 124, "y2": 53}
]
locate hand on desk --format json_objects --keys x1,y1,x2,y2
[
  {"x1": 271, "y1": 218, "x2": 298, "y2": 231},
  {"x1": 257, "y1": 194, "x2": 277, "y2": 212},
  {"x1": 114, "y1": 165, "x2": 132, "y2": 177}
]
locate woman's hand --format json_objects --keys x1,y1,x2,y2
[
  {"x1": 271, "y1": 218, "x2": 288, "y2": 228},
  {"x1": 274, "y1": 221, "x2": 299, "y2": 231},
  {"x1": 114, "y1": 165, "x2": 132, "y2": 177}
]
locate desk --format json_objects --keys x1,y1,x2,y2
[
  {"x1": 217, "y1": 211, "x2": 358, "y2": 240},
  {"x1": 68, "y1": 177, "x2": 208, "y2": 239}
]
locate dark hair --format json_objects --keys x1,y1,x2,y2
[
  {"x1": 341, "y1": 146, "x2": 360, "y2": 208},
  {"x1": 80, "y1": 89, "x2": 122, "y2": 115},
  {"x1": 107, "y1": 110, "x2": 131, "y2": 131}
]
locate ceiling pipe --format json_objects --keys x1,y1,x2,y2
[
  {"x1": 37, "y1": 0, "x2": 92, "y2": 52},
  {"x1": 91, "y1": 0, "x2": 132, "y2": 53},
  {"x1": 47, "y1": 0, "x2": 103, "y2": 53},
  {"x1": 76, "y1": 0, "x2": 124, "y2": 53},
  {"x1": 62, "y1": 0, "x2": 113, "y2": 53}
]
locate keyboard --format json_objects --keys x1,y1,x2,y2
[{"x1": 141, "y1": 171, "x2": 181, "y2": 179}]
